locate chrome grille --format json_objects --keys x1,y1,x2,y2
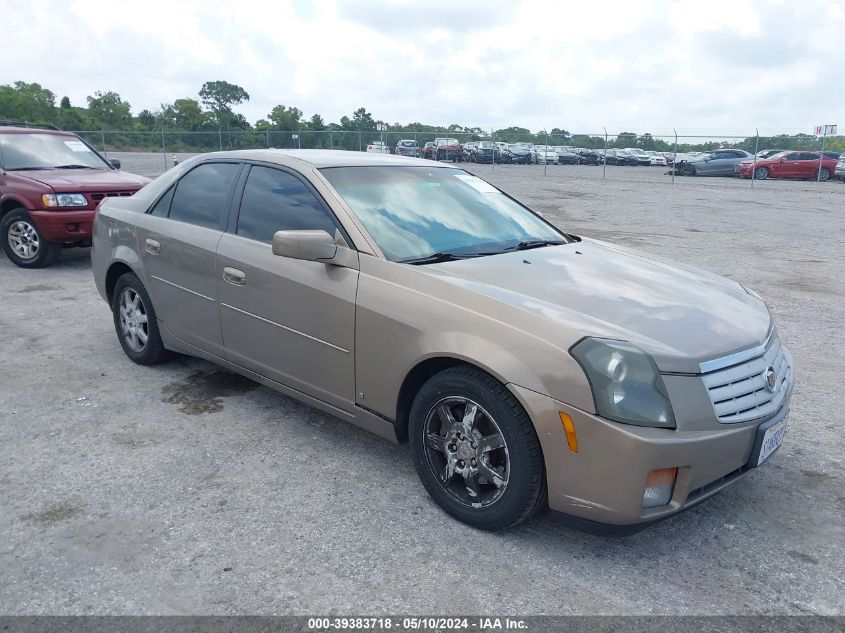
[{"x1": 701, "y1": 335, "x2": 792, "y2": 424}]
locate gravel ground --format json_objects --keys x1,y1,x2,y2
[{"x1": 1, "y1": 154, "x2": 843, "y2": 615}]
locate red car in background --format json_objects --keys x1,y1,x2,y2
[{"x1": 737, "y1": 151, "x2": 837, "y2": 181}]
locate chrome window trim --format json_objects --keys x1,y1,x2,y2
[{"x1": 699, "y1": 328, "x2": 774, "y2": 374}]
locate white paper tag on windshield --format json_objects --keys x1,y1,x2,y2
[
  {"x1": 454, "y1": 173, "x2": 498, "y2": 193},
  {"x1": 64, "y1": 140, "x2": 91, "y2": 152}
]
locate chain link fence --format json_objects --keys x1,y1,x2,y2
[{"x1": 71, "y1": 129, "x2": 845, "y2": 186}]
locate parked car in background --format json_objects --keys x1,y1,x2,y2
[
  {"x1": 92, "y1": 148, "x2": 794, "y2": 533},
  {"x1": 645, "y1": 151, "x2": 667, "y2": 166},
  {"x1": 505, "y1": 144, "x2": 532, "y2": 164},
  {"x1": 821, "y1": 151, "x2": 841, "y2": 160},
  {"x1": 533, "y1": 146, "x2": 559, "y2": 164},
  {"x1": 395, "y1": 139, "x2": 419, "y2": 157},
  {"x1": 605, "y1": 149, "x2": 639, "y2": 166},
  {"x1": 835, "y1": 154, "x2": 845, "y2": 181},
  {"x1": 434, "y1": 138, "x2": 463, "y2": 162},
  {"x1": 469, "y1": 141, "x2": 497, "y2": 163},
  {"x1": 622, "y1": 148, "x2": 653, "y2": 167},
  {"x1": 366, "y1": 141, "x2": 390, "y2": 154},
  {"x1": 674, "y1": 149, "x2": 752, "y2": 177},
  {"x1": 756, "y1": 149, "x2": 785, "y2": 160},
  {"x1": 0, "y1": 123, "x2": 149, "y2": 268},
  {"x1": 575, "y1": 148, "x2": 602, "y2": 165},
  {"x1": 552, "y1": 147, "x2": 579, "y2": 165},
  {"x1": 737, "y1": 151, "x2": 837, "y2": 181},
  {"x1": 421, "y1": 142, "x2": 436, "y2": 159},
  {"x1": 462, "y1": 141, "x2": 477, "y2": 162}
]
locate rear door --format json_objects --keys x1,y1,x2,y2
[
  {"x1": 216, "y1": 163, "x2": 359, "y2": 411},
  {"x1": 135, "y1": 161, "x2": 241, "y2": 358}
]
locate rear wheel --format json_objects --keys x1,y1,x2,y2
[
  {"x1": 1, "y1": 208, "x2": 61, "y2": 269},
  {"x1": 111, "y1": 272, "x2": 170, "y2": 365},
  {"x1": 754, "y1": 166, "x2": 769, "y2": 180},
  {"x1": 818, "y1": 167, "x2": 830, "y2": 182},
  {"x1": 409, "y1": 366, "x2": 546, "y2": 530}
]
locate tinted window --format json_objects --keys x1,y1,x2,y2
[
  {"x1": 149, "y1": 186, "x2": 175, "y2": 217},
  {"x1": 236, "y1": 166, "x2": 338, "y2": 243},
  {"x1": 799, "y1": 153, "x2": 820, "y2": 161},
  {"x1": 169, "y1": 163, "x2": 239, "y2": 229},
  {"x1": 786, "y1": 153, "x2": 801, "y2": 160}
]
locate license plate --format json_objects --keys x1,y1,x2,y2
[{"x1": 757, "y1": 418, "x2": 787, "y2": 465}]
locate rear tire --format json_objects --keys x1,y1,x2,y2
[
  {"x1": 409, "y1": 366, "x2": 546, "y2": 530},
  {"x1": 111, "y1": 272, "x2": 170, "y2": 365},
  {"x1": 818, "y1": 167, "x2": 830, "y2": 182},
  {"x1": 1, "y1": 208, "x2": 61, "y2": 269}
]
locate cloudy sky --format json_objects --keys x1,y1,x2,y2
[{"x1": 2, "y1": 0, "x2": 842, "y2": 136}]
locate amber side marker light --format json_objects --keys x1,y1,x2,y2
[
  {"x1": 642, "y1": 467, "x2": 678, "y2": 508},
  {"x1": 558, "y1": 412, "x2": 579, "y2": 453}
]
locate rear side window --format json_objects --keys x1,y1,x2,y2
[
  {"x1": 236, "y1": 165, "x2": 339, "y2": 243},
  {"x1": 168, "y1": 162, "x2": 239, "y2": 229},
  {"x1": 149, "y1": 186, "x2": 175, "y2": 217}
]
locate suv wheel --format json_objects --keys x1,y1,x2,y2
[
  {"x1": 409, "y1": 366, "x2": 546, "y2": 530},
  {"x1": 1, "y1": 208, "x2": 61, "y2": 268},
  {"x1": 111, "y1": 272, "x2": 170, "y2": 365}
]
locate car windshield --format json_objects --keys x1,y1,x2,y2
[
  {"x1": 478, "y1": 142, "x2": 494, "y2": 149},
  {"x1": 399, "y1": 141, "x2": 416, "y2": 147},
  {"x1": 320, "y1": 166, "x2": 567, "y2": 262},
  {"x1": 436, "y1": 139, "x2": 458, "y2": 146},
  {"x1": 0, "y1": 132, "x2": 109, "y2": 170}
]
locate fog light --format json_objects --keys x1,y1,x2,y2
[{"x1": 642, "y1": 468, "x2": 677, "y2": 508}]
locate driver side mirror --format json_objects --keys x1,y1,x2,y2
[
  {"x1": 272, "y1": 230, "x2": 337, "y2": 262},
  {"x1": 108, "y1": 158, "x2": 121, "y2": 170}
]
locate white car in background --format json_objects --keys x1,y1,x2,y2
[
  {"x1": 532, "y1": 146, "x2": 559, "y2": 164},
  {"x1": 645, "y1": 151, "x2": 667, "y2": 166},
  {"x1": 366, "y1": 141, "x2": 390, "y2": 154}
]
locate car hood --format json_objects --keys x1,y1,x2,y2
[
  {"x1": 20, "y1": 169, "x2": 150, "y2": 191},
  {"x1": 424, "y1": 238, "x2": 770, "y2": 373}
]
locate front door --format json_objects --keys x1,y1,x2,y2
[{"x1": 216, "y1": 164, "x2": 358, "y2": 411}]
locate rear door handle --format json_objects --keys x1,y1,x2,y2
[
  {"x1": 144, "y1": 238, "x2": 161, "y2": 255},
  {"x1": 222, "y1": 267, "x2": 246, "y2": 285}
]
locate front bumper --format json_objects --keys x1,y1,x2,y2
[
  {"x1": 28, "y1": 209, "x2": 96, "y2": 243},
  {"x1": 510, "y1": 383, "x2": 791, "y2": 533}
]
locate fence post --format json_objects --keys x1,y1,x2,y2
[
  {"x1": 491, "y1": 129, "x2": 496, "y2": 175},
  {"x1": 671, "y1": 129, "x2": 678, "y2": 185},
  {"x1": 817, "y1": 127, "x2": 827, "y2": 182},
  {"x1": 751, "y1": 129, "x2": 759, "y2": 188},
  {"x1": 543, "y1": 129, "x2": 548, "y2": 176},
  {"x1": 161, "y1": 129, "x2": 167, "y2": 172},
  {"x1": 266, "y1": 130, "x2": 270, "y2": 149},
  {"x1": 101, "y1": 130, "x2": 107, "y2": 159},
  {"x1": 218, "y1": 129, "x2": 223, "y2": 151},
  {"x1": 358, "y1": 131, "x2": 362, "y2": 152},
  {"x1": 602, "y1": 127, "x2": 608, "y2": 180}
]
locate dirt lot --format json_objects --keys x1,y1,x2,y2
[{"x1": 1, "y1": 155, "x2": 843, "y2": 615}]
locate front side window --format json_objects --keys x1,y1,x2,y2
[
  {"x1": 0, "y1": 132, "x2": 109, "y2": 170},
  {"x1": 321, "y1": 166, "x2": 566, "y2": 262},
  {"x1": 168, "y1": 162, "x2": 239, "y2": 229},
  {"x1": 236, "y1": 166, "x2": 338, "y2": 243}
]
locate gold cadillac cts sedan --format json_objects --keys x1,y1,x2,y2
[{"x1": 92, "y1": 150, "x2": 793, "y2": 534}]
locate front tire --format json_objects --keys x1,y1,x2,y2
[
  {"x1": 1, "y1": 208, "x2": 61, "y2": 268},
  {"x1": 111, "y1": 272, "x2": 170, "y2": 365},
  {"x1": 754, "y1": 166, "x2": 769, "y2": 180},
  {"x1": 818, "y1": 167, "x2": 830, "y2": 182},
  {"x1": 409, "y1": 366, "x2": 546, "y2": 530}
]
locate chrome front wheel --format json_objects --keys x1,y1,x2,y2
[
  {"x1": 422, "y1": 396, "x2": 510, "y2": 509},
  {"x1": 7, "y1": 220, "x2": 40, "y2": 261}
]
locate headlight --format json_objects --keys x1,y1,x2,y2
[
  {"x1": 570, "y1": 338, "x2": 675, "y2": 428},
  {"x1": 42, "y1": 193, "x2": 88, "y2": 208}
]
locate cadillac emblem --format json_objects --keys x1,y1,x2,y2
[{"x1": 764, "y1": 366, "x2": 778, "y2": 393}]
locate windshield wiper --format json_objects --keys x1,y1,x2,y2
[
  {"x1": 54, "y1": 164, "x2": 97, "y2": 169},
  {"x1": 6, "y1": 166, "x2": 52, "y2": 171},
  {"x1": 400, "y1": 252, "x2": 478, "y2": 265},
  {"x1": 513, "y1": 239, "x2": 569, "y2": 251}
]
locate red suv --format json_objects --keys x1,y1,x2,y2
[{"x1": 0, "y1": 124, "x2": 149, "y2": 268}]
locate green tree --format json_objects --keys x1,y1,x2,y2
[
  {"x1": 87, "y1": 90, "x2": 132, "y2": 129},
  {"x1": 614, "y1": 131, "x2": 638, "y2": 148},
  {"x1": 199, "y1": 80, "x2": 249, "y2": 128},
  {"x1": 57, "y1": 96, "x2": 88, "y2": 130},
  {"x1": 267, "y1": 104, "x2": 302, "y2": 130},
  {"x1": 160, "y1": 98, "x2": 207, "y2": 130},
  {"x1": 0, "y1": 81, "x2": 56, "y2": 124}
]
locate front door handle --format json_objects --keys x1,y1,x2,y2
[
  {"x1": 144, "y1": 238, "x2": 161, "y2": 255},
  {"x1": 222, "y1": 267, "x2": 246, "y2": 285}
]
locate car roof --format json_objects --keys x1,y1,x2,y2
[
  {"x1": 199, "y1": 148, "x2": 450, "y2": 168},
  {"x1": 0, "y1": 126, "x2": 76, "y2": 136}
]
